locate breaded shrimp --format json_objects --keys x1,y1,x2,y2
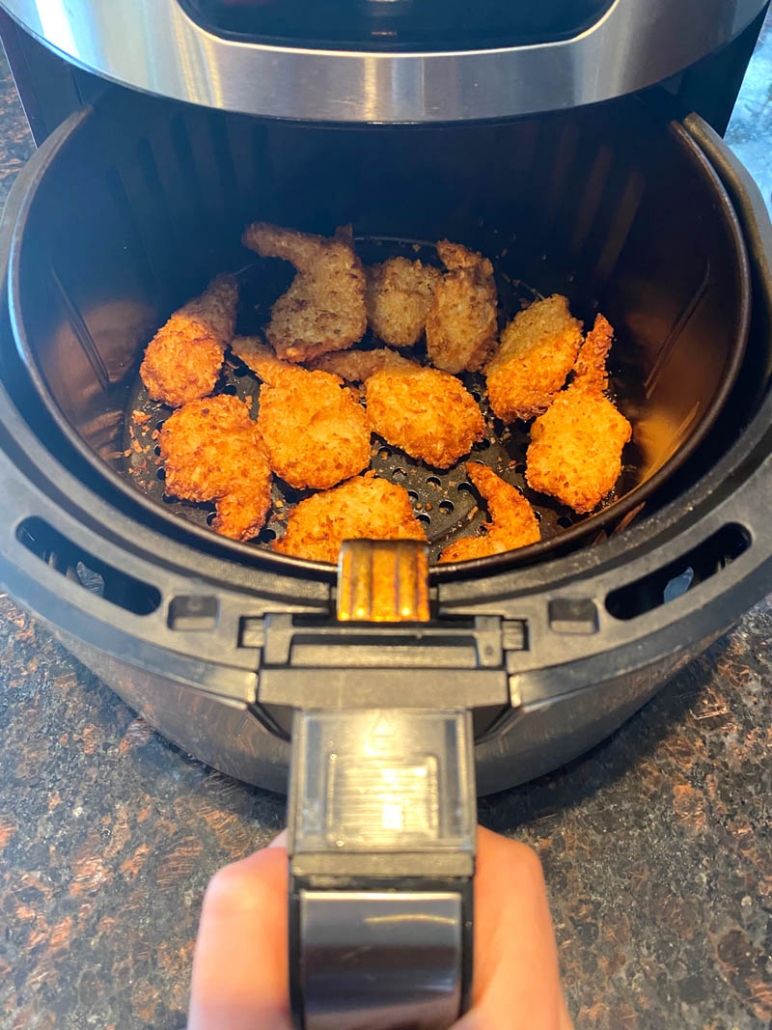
[
  {"x1": 140, "y1": 274, "x2": 238, "y2": 408},
  {"x1": 159, "y1": 394, "x2": 271, "y2": 541},
  {"x1": 366, "y1": 364, "x2": 485, "y2": 468},
  {"x1": 231, "y1": 336, "x2": 371, "y2": 491},
  {"x1": 439, "y1": 463, "x2": 541, "y2": 563},
  {"x1": 313, "y1": 347, "x2": 481, "y2": 466},
  {"x1": 242, "y1": 222, "x2": 366, "y2": 362},
  {"x1": 311, "y1": 347, "x2": 416, "y2": 381},
  {"x1": 425, "y1": 240, "x2": 498, "y2": 374},
  {"x1": 273, "y1": 474, "x2": 426, "y2": 564},
  {"x1": 366, "y1": 257, "x2": 441, "y2": 347},
  {"x1": 485, "y1": 294, "x2": 583, "y2": 422},
  {"x1": 526, "y1": 314, "x2": 632, "y2": 514}
]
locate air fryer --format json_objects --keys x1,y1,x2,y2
[{"x1": 0, "y1": 3, "x2": 771, "y2": 1028}]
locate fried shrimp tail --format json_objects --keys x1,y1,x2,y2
[
  {"x1": 425, "y1": 240, "x2": 498, "y2": 374},
  {"x1": 572, "y1": 310, "x2": 614, "y2": 393},
  {"x1": 439, "y1": 463, "x2": 540, "y2": 562},
  {"x1": 230, "y1": 336, "x2": 290, "y2": 384},
  {"x1": 159, "y1": 395, "x2": 271, "y2": 541},
  {"x1": 525, "y1": 314, "x2": 632, "y2": 514},
  {"x1": 140, "y1": 273, "x2": 238, "y2": 409},
  {"x1": 242, "y1": 222, "x2": 366, "y2": 362},
  {"x1": 231, "y1": 335, "x2": 371, "y2": 491},
  {"x1": 485, "y1": 294, "x2": 583, "y2": 422},
  {"x1": 273, "y1": 475, "x2": 426, "y2": 563}
]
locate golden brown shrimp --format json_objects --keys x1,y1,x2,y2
[
  {"x1": 140, "y1": 274, "x2": 238, "y2": 408},
  {"x1": 273, "y1": 474, "x2": 426, "y2": 563},
  {"x1": 525, "y1": 314, "x2": 632, "y2": 514},
  {"x1": 439, "y1": 463, "x2": 540, "y2": 562},
  {"x1": 159, "y1": 394, "x2": 271, "y2": 541},
  {"x1": 231, "y1": 336, "x2": 371, "y2": 491}
]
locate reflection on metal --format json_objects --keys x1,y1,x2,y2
[
  {"x1": 337, "y1": 539, "x2": 430, "y2": 622},
  {"x1": 0, "y1": 0, "x2": 766, "y2": 122},
  {"x1": 300, "y1": 891, "x2": 463, "y2": 1030}
]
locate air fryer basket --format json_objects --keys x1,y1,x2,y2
[
  {"x1": 6, "y1": 87, "x2": 750, "y2": 573},
  {"x1": 0, "y1": 85, "x2": 771, "y2": 798}
]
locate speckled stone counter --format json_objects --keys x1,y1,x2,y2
[{"x1": 2, "y1": 21, "x2": 772, "y2": 1030}]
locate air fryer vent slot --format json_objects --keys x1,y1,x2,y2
[
  {"x1": 16, "y1": 517, "x2": 161, "y2": 615},
  {"x1": 605, "y1": 523, "x2": 750, "y2": 620}
]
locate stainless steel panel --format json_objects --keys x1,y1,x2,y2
[{"x1": 0, "y1": 0, "x2": 766, "y2": 122}]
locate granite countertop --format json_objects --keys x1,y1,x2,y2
[{"x1": 2, "y1": 20, "x2": 772, "y2": 1030}]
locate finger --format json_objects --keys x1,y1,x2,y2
[
  {"x1": 268, "y1": 828, "x2": 288, "y2": 849},
  {"x1": 188, "y1": 843, "x2": 291, "y2": 1030},
  {"x1": 559, "y1": 988, "x2": 575, "y2": 1030},
  {"x1": 460, "y1": 827, "x2": 567, "y2": 1030}
]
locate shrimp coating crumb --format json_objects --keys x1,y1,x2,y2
[
  {"x1": 526, "y1": 314, "x2": 632, "y2": 514},
  {"x1": 439, "y1": 463, "x2": 541, "y2": 563},
  {"x1": 486, "y1": 294, "x2": 583, "y2": 422},
  {"x1": 366, "y1": 365, "x2": 485, "y2": 468},
  {"x1": 140, "y1": 274, "x2": 238, "y2": 409},
  {"x1": 311, "y1": 347, "x2": 416, "y2": 381},
  {"x1": 273, "y1": 475, "x2": 426, "y2": 564},
  {"x1": 366, "y1": 258, "x2": 441, "y2": 347},
  {"x1": 425, "y1": 240, "x2": 498, "y2": 374},
  {"x1": 242, "y1": 222, "x2": 366, "y2": 363},
  {"x1": 231, "y1": 336, "x2": 371, "y2": 491},
  {"x1": 159, "y1": 395, "x2": 271, "y2": 541}
]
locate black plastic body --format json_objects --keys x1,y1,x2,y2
[
  {"x1": 0, "y1": 81, "x2": 770, "y2": 793},
  {"x1": 288, "y1": 875, "x2": 474, "y2": 1026}
]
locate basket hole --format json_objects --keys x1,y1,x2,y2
[
  {"x1": 427, "y1": 476, "x2": 442, "y2": 488},
  {"x1": 156, "y1": 420, "x2": 166, "y2": 431},
  {"x1": 206, "y1": 512, "x2": 217, "y2": 526},
  {"x1": 393, "y1": 467, "x2": 407, "y2": 481},
  {"x1": 154, "y1": 446, "x2": 161, "y2": 457},
  {"x1": 379, "y1": 447, "x2": 392, "y2": 459},
  {"x1": 234, "y1": 365, "x2": 249, "y2": 377},
  {"x1": 557, "y1": 516, "x2": 572, "y2": 529},
  {"x1": 162, "y1": 495, "x2": 175, "y2": 505},
  {"x1": 407, "y1": 490, "x2": 419, "y2": 502},
  {"x1": 417, "y1": 513, "x2": 431, "y2": 526},
  {"x1": 258, "y1": 527, "x2": 277, "y2": 543},
  {"x1": 156, "y1": 468, "x2": 166, "y2": 481},
  {"x1": 439, "y1": 500, "x2": 454, "y2": 515},
  {"x1": 457, "y1": 482, "x2": 475, "y2": 495},
  {"x1": 473, "y1": 438, "x2": 491, "y2": 451},
  {"x1": 221, "y1": 384, "x2": 238, "y2": 396}
]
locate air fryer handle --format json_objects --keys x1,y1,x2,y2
[
  {"x1": 287, "y1": 707, "x2": 476, "y2": 1030},
  {"x1": 284, "y1": 541, "x2": 477, "y2": 1030}
]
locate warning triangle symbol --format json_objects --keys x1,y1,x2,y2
[{"x1": 372, "y1": 713, "x2": 394, "y2": 737}]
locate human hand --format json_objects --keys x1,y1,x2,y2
[{"x1": 188, "y1": 825, "x2": 574, "y2": 1030}]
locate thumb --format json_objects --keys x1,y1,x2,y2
[{"x1": 188, "y1": 835, "x2": 291, "y2": 1030}]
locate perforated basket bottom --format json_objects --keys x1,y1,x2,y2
[{"x1": 121, "y1": 239, "x2": 642, "y2": 565}]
